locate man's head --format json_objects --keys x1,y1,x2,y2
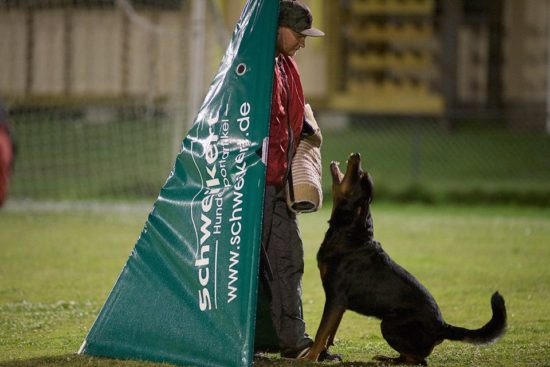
[
  {"x1": 279, "y1": 0, "x2": 324, "y2": 37},
  {"x1": 277, "y1": 0, "x2": 324, "y2": 56}
]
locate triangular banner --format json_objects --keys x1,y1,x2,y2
[{"x1": 79, "y1": 1, "x2": 278, "y2": 366}]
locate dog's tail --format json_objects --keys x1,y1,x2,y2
[{"x1": 441, "y1": 292, "x2": 507, "y2": 345}]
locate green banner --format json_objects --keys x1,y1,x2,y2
[{"x1": 79, "y1": 1, "x2": 278, "y2": 366}]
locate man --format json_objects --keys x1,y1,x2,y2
[
  {"x1": 255, "y1": 0, "x2": 337, "y2": 361},
  {"x1": 0, "y1": 103, "x2": 15, "y2": 207}
]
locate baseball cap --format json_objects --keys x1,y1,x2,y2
[{"x1": 279, "y1": 0, "x2": 325, "y2": 37}]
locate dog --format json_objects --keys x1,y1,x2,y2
[{"x1": 305, "y1": 153, "x2": 506, "y2": 365}]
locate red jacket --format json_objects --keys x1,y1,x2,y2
[
  {"x1": 0, "y1": 123, "x2": 14, "y2": 206},
  {"x1": 266, "y1": 55, "x2": 304, "y2": 187}
]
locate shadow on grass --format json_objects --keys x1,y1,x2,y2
[
  {"x1": 254, "y1": 354, "x2": 389, "y2": 366},
  {"x1": 1, "y1": 354, "x2": 390, "y2": 367}
]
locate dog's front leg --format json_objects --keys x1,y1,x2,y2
[
  {"x1": 305, "y1": 303, "x2": 346, "y2": 361},
  {"x1": 327, "y1": 308, "x2": 344, "y2": 347}
]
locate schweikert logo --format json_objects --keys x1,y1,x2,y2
[{"x1": 193, "y1": 101, "x2": 253, "y2": 312}]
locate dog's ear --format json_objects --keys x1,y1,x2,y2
[
  {"x1": 353, "y1": 200, "x2": 371, "y2": 227},
  {"x1": 361, "y1": 172, "x2": 374, "y2": 201}
]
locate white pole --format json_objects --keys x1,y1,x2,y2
[{"x1": 188, "y1": 0, "x2": 206, "y2": 131}]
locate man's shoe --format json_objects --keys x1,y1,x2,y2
[
  {"x1": 282, "y1": 346, "x2": 343, "y2": 361},
  {"x1": 281, "y1": 345, "x2": 311, "y2": 359}
]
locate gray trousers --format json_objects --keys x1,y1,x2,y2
[{"x1": 255, "y1": 185, "x2": 312, "y2": 355}]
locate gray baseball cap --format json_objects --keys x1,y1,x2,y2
[{"x1": 279, "y1": 0, "x2": 325, "y2": 37}]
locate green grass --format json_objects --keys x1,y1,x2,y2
[{"x1": 1, "y1": 201, "x2": 550, "y2": 366}]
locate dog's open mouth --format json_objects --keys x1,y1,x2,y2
[
  {"x1": 331, "y1": 153, "x2": 362, "y2": 186},
  {"x1": 347, "y1": 153, "x2": 361, "y2": 173},
  {"x1": 330, "y1": 161, "x2": 343, "y2": 184}
]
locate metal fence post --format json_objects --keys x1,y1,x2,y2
[{"x1": 188, "y1": 0, "x2": 206, "y2": 131}]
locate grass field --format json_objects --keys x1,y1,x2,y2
[{"x1": 1, "y1": 201, "x2": 550, "y2": 366}]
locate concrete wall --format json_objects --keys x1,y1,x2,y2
[
  {"x1": 503, "y1": 0, "x2": 549, "y2": 104},
  {"x1": 0, "y1": 1, "x2": 547, "y2": 112},
  {"x1": 0, "y1": 7, "x2": 188, "y2": 102}
]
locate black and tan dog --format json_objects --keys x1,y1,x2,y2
[{"x1": 306, "y1": 153, "x2": 506, "y2": 365}]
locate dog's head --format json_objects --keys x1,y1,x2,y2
[{"x1": 329, "y1": 153, "x2": 374, "y2": 229}]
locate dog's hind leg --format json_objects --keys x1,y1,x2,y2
[
  {"x1": 305, "y1": 303, "x2": 346, "y2": 361},
  {"x1": 375, "y1": 319, "x2": 431, "y2": 365}
]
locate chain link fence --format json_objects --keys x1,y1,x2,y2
[{"x1": 1, "y1": 0, "x2": 550, "y2": 206}]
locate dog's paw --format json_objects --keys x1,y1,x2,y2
[
  {"x1": 319, "y1": 348, "x2": 343, "y2": 362},
  {"x1": 374, "y1": 354, "x2": 427, "y2": 366}
]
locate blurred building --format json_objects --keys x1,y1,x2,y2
[{"x1": 0, "y1": 0, "x2": 549, "y2": 130}]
